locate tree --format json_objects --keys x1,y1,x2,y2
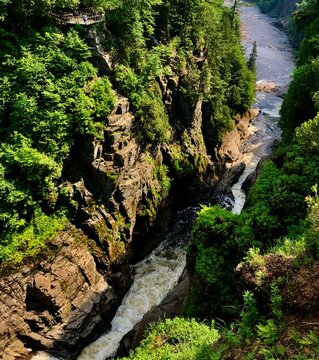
[{"x1": 247, "y1": 41, "x2": 257, "y2": 73}]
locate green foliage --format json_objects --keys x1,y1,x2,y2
[
  {"x1": 111, "y1": 0, "x2": 254, "y2": 144},
  {"x1": 113, "y1": 66, "x2": 171, "y2": 144},
  {"x1": 244, "y1": 247, "x2": 265, "y2": 267},
  {"x1": 256, "y1": 320, "x2": 278, "y2": 346},
  {"x1": 153, "y1": 163, "x2": 171, "y2": 200},
  {"x1": 304, "y1": 184, "x2": 319, "y2": 257},
  {"x1": 295, "y1": 113, "x2": 319, "y2": 154},
  {"x1": 0, "y1": 0, "x2": 254, "y2": 267},
  {"x1": 0, "y1": 25, "x2": 117, "y2": 259},
  {"x1": 0, "y1": 133, "x2": 62, "y2": 233},
  {"x1": 238, "y1": 291, "x2": 260, "y2": 339},
  {"x1": 245, "y1": 159, "x2": 311, "y2": 243},
  {"x1": 247, "y1": 41, "x2": 257, "y2": 73},
  {"x1": 187, "y1": 206, "x2": 255, "y2": 318},
  {"x1": 0, "y1": 28, "x2": 116, "y2": 161},
  {"x1": 0, "y1": 209, "x2": 67, "y2": 263},
  {"x1": 225, "y1": 43, "x2": 256, "y2": 115},
  {"x1": 124, "y1": 317, "x2": 219, "y2": 360},
  {"x1": 137, "y1": 90, "x2": 171, "y2": 143},
  {"x1": 169, "y1": 144, "x2": 194, "y2": 177},
  {"x1": 271, "y1": 236, "x2": 306, "y2": 257},
  {"x1": 270, "y1": 281, "x2": 283, "y2": 321},
  {"x1": 280, "y1": 59, "x2": 319, "y2": 131},
  {"x1": 113, "y1": 65, "x2": 144, "y2": 102}
]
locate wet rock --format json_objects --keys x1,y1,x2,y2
[
  {"x1": 256, "y1": 81, "x2": 277, "y2": 93},
  {"x1": 218, "y1": 108, "x2": 260, "y2": 164},
  {"x1": 215, "y1": 162, "x2": 246, "y2": 195}
]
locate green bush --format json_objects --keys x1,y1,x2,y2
[
  {"x1": 137, "y1": 91, "x2": 171, "y2": 144},
  {"x1": 187, "y1": 206, "x2": 255, "y2": 318},
  {"x1": 0, "y1": 209, "x2": 67, "y2": 263},
  {"x1": 238, "y1": 291, "x2": 260, "y2": 339},
  {"x1": 124, "y1": 318, "x2": 219, "y2": 360}
]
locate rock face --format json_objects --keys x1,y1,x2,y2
[
  {"x1": 214, "y1": 108, "x2": 260, "y2": 194},
  {"x1": 0, "y1": 75, "x2": 258, "y2": 359},
  {"x1": 0, "y1": 229, "x2": 128, "y2": 360}
]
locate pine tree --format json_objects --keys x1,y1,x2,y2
[{"x1": 247, "y1": 41, "x2": 257, "y2": 73}]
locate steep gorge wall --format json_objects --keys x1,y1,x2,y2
[{"x1": 0, "y1": 62, "x2": 258, "y2": 360}]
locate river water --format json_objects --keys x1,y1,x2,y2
[
  {"x1": 231, "y1": 4, "x2": 294, "y2": 214},
  {"x1": 32, "y1": 3, "x2": 294, "y2": 360}
]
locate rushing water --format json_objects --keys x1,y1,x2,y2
[
  {"x1": 32, "y1": 4, "x2": 295, "y2": 360},
  {"x1": 78, "y1": 244, "x2": 186, "y2": 359},
  {"x1": 231, "y1": 4, "x2": 295, "y2": 214},
  {"x1": 32, "y1": 208, "x2": 196, "y2": 360},
  {"x1": 76, "y1": 206, "x2": 197, "y2": 359}
]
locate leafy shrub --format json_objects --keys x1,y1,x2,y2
[
  {"x1": 0, "y1": 209, "x2": 67, "y2": 263},
  {"x1": 137, "y1": 91, "x2": 171, "y2": 144},
  {"x1": 124, "y1": 318, "x2": 219, "y2": 360},
  {"x1": 280, "y1": 59, "x2": 319, "y2": 131},
  {"x1": 304, "y1": 184, "x2": 319, "y2": 257},
  {"x1": 256, "y1": 320, "x2": 278, "y2": 346},
  {"x1": 295, "y1": 113, "x2": 319, "y2": 154},
  {"x1": 238, "y1": 291, "x2": 260, "y2": 339},
  {"x1": 187, "y1": 206, "x2": 255, "y2": 318}
]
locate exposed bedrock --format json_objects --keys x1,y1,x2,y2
[{"x1": 0, "y1": 74, "x2": 258, "y2": 359}]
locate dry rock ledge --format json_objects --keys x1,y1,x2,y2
[{"x1": 0, "y1": 81, "x2": 259, "y2": 359}]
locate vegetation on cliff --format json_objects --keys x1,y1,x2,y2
[
  {"x1": 0, "y1": 0, "x2": 255, "y2": 265},
  {"x1": 125, "y1": 1, "x2": 319, "y2": 359}
]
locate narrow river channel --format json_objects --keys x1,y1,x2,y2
[
  {"x1": 231, "y1": 3, "x2": 295, "y2": 213},
  {"x1": 33, "y1": 3, "x2": 295, "y2": 359}
]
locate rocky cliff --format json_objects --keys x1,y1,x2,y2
[{"x1": 0, "y1": 71, "x2": 258, "y2": 359}]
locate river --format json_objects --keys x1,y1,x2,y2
[
  {"x1": 231, "y1": 3, "x2": 294, "y2": 213},
  {"x1": 32, "y1": 3, "x2": 294, "y2": 360}
]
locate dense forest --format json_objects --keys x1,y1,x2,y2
[
  {"x1": 0, "y1": 0, "x2": 254, "y2": 263},
  {"x1": 124, "y1": 0, "x2": 319, "y2": 359}
]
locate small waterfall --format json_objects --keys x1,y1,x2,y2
[
  {"x1": 231, "y1": 94, "x2": 282, "y2": 214},
  {"x1": 75, "y1": 206, "x2": 198, "y2": 359}
]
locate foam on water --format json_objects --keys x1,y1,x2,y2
[
  {"x1": 76, "y1": 241, "x2": 186, "y2": 360},
  {"x1": 31, "y1": 239, "x2": 186, "y2": 360}
]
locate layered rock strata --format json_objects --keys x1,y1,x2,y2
[{"x1": 0, "y1": 76, "x2": 258, "y2": 359}]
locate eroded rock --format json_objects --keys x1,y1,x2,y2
[{"x1": 0, "y1": 229, "x2": 123, "y2": 360}]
